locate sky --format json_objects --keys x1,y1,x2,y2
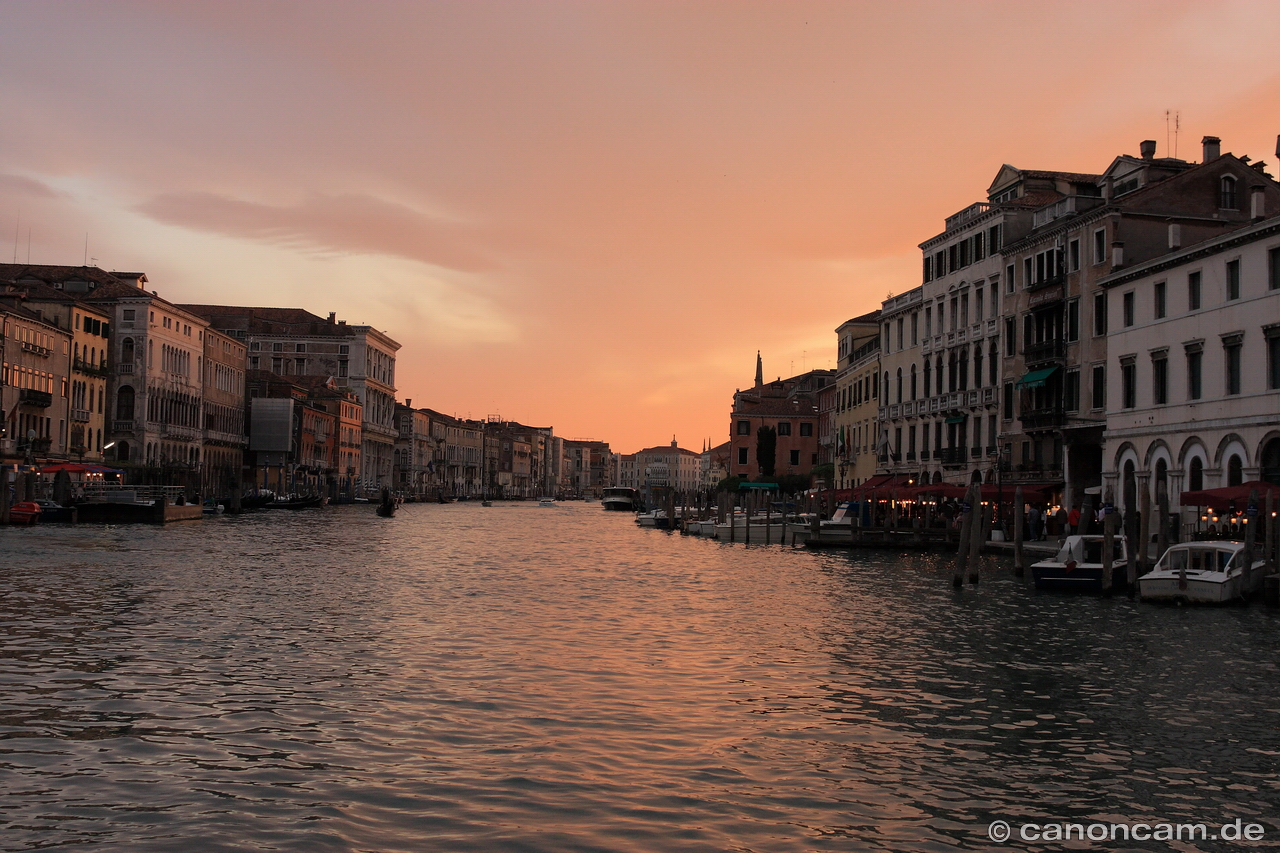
[{"x1": 2, "y1": 1, "x2": 1279, "y2": 453}]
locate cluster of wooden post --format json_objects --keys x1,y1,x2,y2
[{"x1": 953, "y1": 481, "x2": 987, "y2": 587}]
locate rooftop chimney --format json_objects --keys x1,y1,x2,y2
[
  {"x1": 1252, "y1": 185, "x2": 1266, "y2": 220},
  {"x1": 405, "y1": 398, "x2": 412, "y2": 408},
  {"x1": 1168, "y1": 223, "x2": 1181, "y2": 250},
  {"x1": 328, "y1": 312, "x2": 336, "y2": 323},
  {"x1": 1140, "y1": 140, "x2": 1157, "y2": 160},
  {"x1": 1112, "y1": 241, "x2": 1125, "y2": 268},
  {"x1": 1202, "y1": 136, "x2": 1221, "y2": 162}
]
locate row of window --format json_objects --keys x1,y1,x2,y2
[
  {"x1": 884, "y1": 282, "x2": 1002, "y2": 354},
  {"x1": 922, "y1": 224, "x2": 1002, "y2": 283},
  {"x1": 883, "y1": 342, "x2": 1003, "y2": 403},
  {"x1": 734, "y1": 419, "x2": 815, "y2": 437},
  {"x1": 735, "y1": 446, "x2": 818, "y2": 467}
]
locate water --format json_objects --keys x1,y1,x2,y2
[{"x1": 2, "y1": 502, "x2": 1278, "y2": 851}]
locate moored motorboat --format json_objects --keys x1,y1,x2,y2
[
  {"x1": 602, "y1": 487, "x2": 640, "y2": 512},
  {"x1": 1138, "y1": 540, "x2": 1266, "y2": 604},
  {"x1": 35, "y1": 499, "x2": 77, "y2": 523},
  {"x1": 264, "y1": 495, "x2": 326, "y2": 510},
  {"x1": 1031, "y1": 535, "x2": 1129, "y2": 592},
  {"x1": 8, "y1": 501, "x2": 41, "y2": 525}
]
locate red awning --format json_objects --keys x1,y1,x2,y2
[
  {"x1": 1179, "y1": 480, "x2": 1280, "y2": 512},
  {"x1": 900, "y1": 482, "x2": 970, "y2": 500},
  {"x1": 980, "y1": 481, "x2": 1061, "y2": 502}
]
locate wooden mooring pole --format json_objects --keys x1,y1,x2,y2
[{"x1": 1012, "y1": 486, "x2": 1025, "y2": 578}]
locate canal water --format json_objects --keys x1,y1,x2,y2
[{"x1": 2, "y1": 502, "x2": 1278, "y2": 852}]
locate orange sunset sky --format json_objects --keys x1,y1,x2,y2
[{"x1": 2, "y1": 1, "x2": 1279, "y2": 453}]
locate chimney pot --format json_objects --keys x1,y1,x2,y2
[
  {"x1": 1112, "y1": 241, "x2": 1125, "y2": 267},
  {"x1": 1202, "y1": 136, "x2": 1221, "y2": 162},
  {"x1": 1251, "y1": 185, "x2": 1266, "y2": 220},
  {"x1": 1140, "y1": 140, "x2": 1157, "y2": 160},
  {"x1": 328, "y1": 312, "x2": 336, "y2": 323},
  {"x1": 1168, "y1": 223, "x2": 1181, "y2": 250}
]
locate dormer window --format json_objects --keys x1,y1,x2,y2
[{"x1": 1220, "y1": 175, "x2": 1237, "y2": 209}]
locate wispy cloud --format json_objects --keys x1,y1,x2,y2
[{"x1": 137, "y1": 191, "x2": 491, "y2": 273}]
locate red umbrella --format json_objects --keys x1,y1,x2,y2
[
  {"x1": 37, "y1": 462, "x2": 123, "y2": 475},
  {"x1": 1179, "y1": 480, "x2": 1280, "y2": 512}
]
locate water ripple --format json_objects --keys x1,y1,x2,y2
[{"x1": 2, "y1": 503, "x2": 1278, "y2": 850}]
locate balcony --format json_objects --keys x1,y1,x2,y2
[
  {"x1": 118, "y1": 362, "x2": 135, "y2": 374},
  {"x1": 19, "y1": 389, "x2": 53, "y2": 408},
  {"x1": 112, "y1": 419, "x2": 136, "y2": 432},
  {"x1": 72, "y1": 408, "x2": 91, "y2": 423},
  {"x1": 74, "y1": 358, "x2": 108, "y2": 377},
  {"x1": 20, "y1": 341, "x2": 51, "y2": 357},
  {"x1": 1020, "y1": 405, "x2": 1066, "y2": 431},
  {"x1": 938, "y1": 447, "x2": 968, "y2": 465},
  {"x1": 1024, "y1": 338, "x2": 1066, "y2": 366}
]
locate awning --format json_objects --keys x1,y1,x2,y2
[
  {"x1": 944, "y1": 415, "x2": 966, "y2": 424},
  {"x1": 1016, "y1": 367, "x2": 1059, "y2": 389}
]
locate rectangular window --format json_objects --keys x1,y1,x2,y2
[
  {"x1": 1270, "y1": 247, "x2": 1280, "y2": 291},
  {"x1": 1067, "y1": 298, "x2": 1079, "y2": 342},
  {"x1": 737, "y1": 420, "x2": 751, "y2": 435},
  {"x1": 1122, "y1": 291, "x2": 1134, "y2": 327},
  {"x1": 1064, "y1": 369, "x2": 1080, "y2": 412},
  {"x1": 1068, "y1": 239, "x2": 1080, "y2": 272},
  {"x1": 789, "y1": 449, "x2": 800, "y2": 466},
  {"x1": 1152, "y1": 354, "x2": 1168, "y2": 405},
  {"x1": 1002, "y1": 382, "x2": 1014, "y2": 420},
  {"x1": 911, "y1": 313, "x2": 918, "y2": 345},
  {"x1": 1094, "y1": 292, "x2": 1107, "y2": 336},
  {"x1": 1186, "y1": 346, "x2": 1202, "y2": 400},
  {"x1": 1006, "y1": 264, "x2": 1015, "y2": 294},
  {"x1": 295, "y1": 358, "x2": 307, "y2": 373},
  {"x1": 799, "y1": 422, "x2": 813, "y2": 437},
  {"x1": 296, "y1": 343, "x2": 307, "y2": 353},
  {"x1": 777, "y1": 421, "x2": 792, "y2": 436},
  {"x1": 1224, "y1": 338, "x2": 1242, "y2": 395},
  {"x1": 1188, "y1": 271, "x2": 1201, "y2": 310},
  {"x1": 896, "y1": 318, "x2": 904, "y2": 350},
  {"x1": 122, "y1": 309, "x2": 135, "y2": 322},
  {"x1": 974, "y1": 287, "x2": 983, "y2": 323},
  {"x1": 989, "y1": 224, "x2": 1002, "y2": 253},
  {"x1": 1092, "y1": 364, "x2": 1106, "y2": 410},
  {"x1": 737, "y1": 447, "x2": 748, "y2": 465},
  {"x1": 1004, "y1": 317, "x2": 1015, "y2": 356},
  {"x1": 1268, "y1": 331, "x2": 1280, "y2": 390},
  {"x1": 1226, "y1": 259, "x2": 1241, "y2": 300},
  {"x1": 1154, "y1": 281, "x2": 1166, "y2": 319},
  {"x1": 1121, "y1": 360, "x2": 1136, "y2": 409},
  {"x1": 338, "y1": 359, "x2": 349, "y2": 378},
  {"x1": 1023, "y1": 257, "x2": 1032, "y2": 289},
  {"x1": 1093, "y1": 229, "x2": 1106, "y2": 264}
]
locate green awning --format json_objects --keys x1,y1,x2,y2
[
  {"x1": 739, "y1": 482, "x2": 779, "y2": 490},
  {"x1": 945, "y1": 415, "x2": 966, "y2": 424},
  {"x1": 1016, "y1": 367, "x2": 1059, "y2": 389}
]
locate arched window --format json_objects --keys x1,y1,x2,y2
[
  {"x1": 910, "y1": 364, "x2": 917, "y2": 400},
  {"x1": 116, "y1": 440, "x2": 129, "y2": 461},
  {"x1": 974, "y1": 345, "x2": 983, "y2": 389},
  {"x1": 1263, "y1": 438, "x2": 1280, "y2": 485},
  {"x1": 121, "y1": 337, "x2": 135, "y2": 365},
  {"x1": 116, "y1": 385, "x2": 135, "y2": 421},
  {"x1": 936, "y1": 355, "x2": 944, "y2": 394},
  {"x1": 896, "y1": 368, "x2": 903, "y2": 404},
  {"x1": 1220, "y1": 175, "x2": 1237, "y2": 210},
  {"x1": 958, "y1": 348, "x2": 969, "y2": 391},
  {"x1": 1227, "y1": 454, "x2": 1243, "y2": 487},
  {"x1": 1123, "y1": 460, "x2": 1137, "y2": 513},
  {"x1": 923, "y1": 361, "x2": 931, "y2": 398},
  {"x1": 1189, "y1": 456, "x2": 1204, "y2": 491},
  {"x1": 883, "y1": 372, "x2": 889, "y2": 401},
  {"x1": 989, "y1": 340, "x2": 999, "y2": 386}
]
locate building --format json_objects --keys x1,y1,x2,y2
[
  {"x1": 183, "y1": 305, "x2": 400, "y2": 495},
  {"x1": 1100, "y1": 207, "x2": 1280, "y2": 534},
  {"x1": 831, "y1": 311, "x2": 881, "y2": 488},
  {"x1": 0, "y1": 295, "x2": 73, "y2": 468},
  {"x1": 4, "y1": 282, "x2": 114, "y2": 465},
  {"x1": 200, "y1": 327, "x2": 248, "y2": 496},
  {"x1": 632, "y1": 438, "x2": 701, "y2": 503},
  {"x1": 997, "y1": 136, "x2": 1280, "y2": 510},
  {"x1": 728, "y1": 354, "x2": 832, "y2": 482}
]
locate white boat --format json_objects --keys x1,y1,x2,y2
[
  {"x1": 602, "y1": 487, "x2": 640, "y2": 512},
  {"x1": 1138, "y1": 540, "x2": 1266, "y2": 604},
  {"x1": 538, "y1": 497, "x2": 557, "y2": 508},
  {"x1": 714, "y1": 511, "x2": 792, "y2": 544},
  {"x1": 1030, "y1": 535, "x2": 1128, "y2": 593}
]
